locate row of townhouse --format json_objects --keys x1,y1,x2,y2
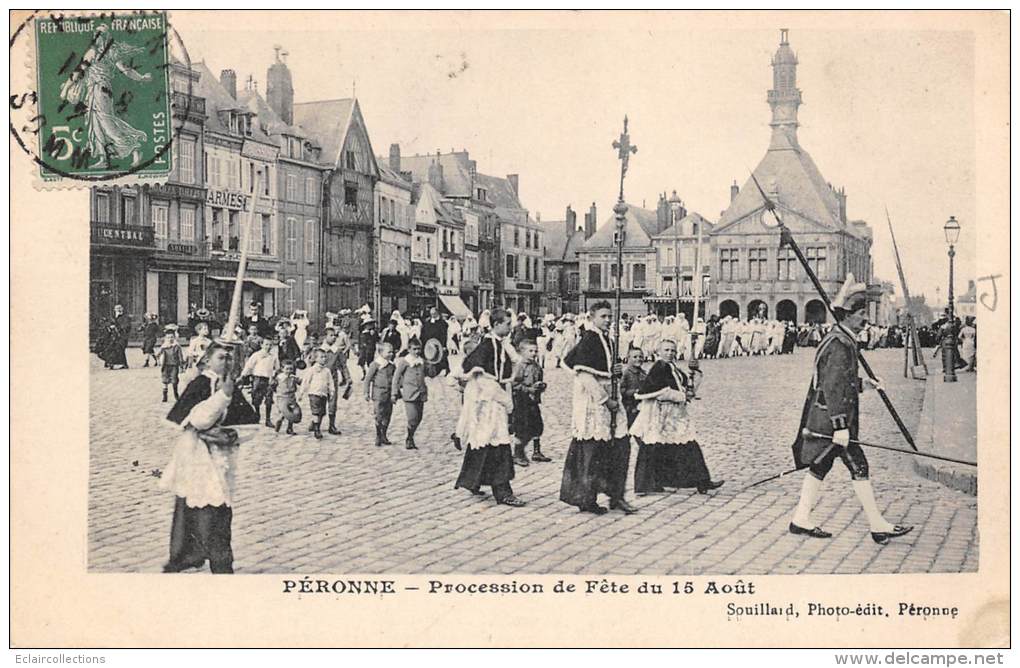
[{"x1": 89, "y1": 49, "x2": 544, "y2": 338}]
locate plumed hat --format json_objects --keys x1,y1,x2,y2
[{"x1": 832, "y1": 273, "x2": 868, "y2": 311}]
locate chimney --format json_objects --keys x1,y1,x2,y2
[
  {"x1": 266, "y1": 45, "x2": 294, "y2": 124},
  {"x1": 838, "y1": 186, "x2": 848, "y2": 223},
  {"x1": 220, "y1": 69, "x2": 237, "y2": 99},
  {"x1": 427, "y1": 151, "x2": 444, "y2": 192},
  {"x1": 389, "y1": 143, "x2": 401, "y2": 173},
  {"x1": 730, "y1": 180, "x2": 739, "y2": 202},
  {"x1": 584, "y1": 202, "x2": 597, "y2": 239},
  {"x1": 656, "y1": 192, "x2": 670, "y2": 233},
  {"x1": 507, "y1": 173, "x2": 519, "y2": 197},
  {"x1": 565, "y1": 205, "x2": 577, "y2": 239},
  {"x1": 536, "y1": 211, "x2": 541, "y2": 223}
]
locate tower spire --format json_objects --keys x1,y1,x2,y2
[{"x1": 768, "y1": 28, "x2": 802, "y2": 148}]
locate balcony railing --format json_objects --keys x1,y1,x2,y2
[
  {"x1": 206, "y1": 236, "x2": 276, "y2": 258},
  {"x1": 172, "y1": 91, "x2": 206, "y2": 116}
]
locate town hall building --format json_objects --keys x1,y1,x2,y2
[{"x1": 710, "y1": 30, "x2": 874, "y2": 324}]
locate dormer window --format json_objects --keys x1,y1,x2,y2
[{"x1": 476, "y1": 187, "x2": 487, "y2": 201}]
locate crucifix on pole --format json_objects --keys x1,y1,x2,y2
[{"x1": 609, "y1": 116, "x2": 637, "y2": 435}]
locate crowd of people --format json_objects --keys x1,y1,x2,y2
[{"x1": 91, "y1": 294, "x2": 951, "y2": 573}]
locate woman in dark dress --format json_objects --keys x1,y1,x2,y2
[
  {"x1": 702, "y1": 315, "x2": 721, "y2": 359},
  {"x1": 103, "y1": 304, "x2": 132, "y2": 369}
]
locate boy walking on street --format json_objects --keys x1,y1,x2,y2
[
  {"x1": 241, "y1": 337, "x2": 279, "y2": 427},
  {"x1": 272, "y1": 360, "x2": 302, "y2": 435},
  {"x1": 320, "y1": 326, "x2": 353, "y2": 435},
  {"x1": 157, "y1": 330, "x2": 184, "y2": 402},
  {"x1": 364, "y1": 342, "x2": 396, "y2": 446},
  {"x1": 391, "y1": 337, "x2": 428, "y2": 450},
  {"x1": 299, "y1": 349, "x2": 335, "y2": 440},
  {"x1": 510, "y1": 339, "x2": 550, "y2": 465}
]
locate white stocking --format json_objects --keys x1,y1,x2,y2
[
  {"x1": 792, "y1": 474, "x2": 822, "y2": 529},
  {"x1": 852, "y1": 480, "x2": 894, "y2": 532}
]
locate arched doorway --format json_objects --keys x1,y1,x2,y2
[
  {"x1": 719, "y1": 299, "x2": 739, "y2": 319},
  {"x1": 776, "y1": 299, "x2": 797, "y2": 323},
  {"x1": 747, "y1": 299, "x2": 768, "y2": 319},
  {"x1": 805, "y1": 299, "x2": 827, "y2": 324}
]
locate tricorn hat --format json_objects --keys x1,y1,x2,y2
[{"x1": 832, "y1": 273, "x2": 868, "y2": 311}]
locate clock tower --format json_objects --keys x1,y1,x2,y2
[{"x1": 767, "y1": 29, "x2": 802, "y2": 148}]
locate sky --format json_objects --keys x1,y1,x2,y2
[{"x1": 168, "y1": 13, "x2": 977, "y2": 302}]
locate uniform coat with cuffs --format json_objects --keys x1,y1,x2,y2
[
  {"x1": 792, "y1": 326, "x2": 869, "y2": 480},
  {"x1": 559, "y1": 328, "x2": 630, "y2": 508}
]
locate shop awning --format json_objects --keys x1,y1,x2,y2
[
  {"x1": 207, "y1": 276, "x2": 291, "y2": 289},
  {"x1": 438, "y1": 294, "x2": 473, "y2": 319}
]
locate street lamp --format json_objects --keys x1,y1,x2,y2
[
  {"x1": 941, "y1": 215, "x2": 960, "y2": 383},
  {"x1": 668, "y1": 190, "x2": 683, "y2": 317}
]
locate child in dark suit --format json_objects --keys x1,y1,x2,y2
[
  {"x1": 391, "y1": 337, "x2": 428, "y2": 450},
  {"x1": 510, "y1": 339, "x2": 550, "y2": 465},
  {"x1": 620, "y1": 348, "x2": 647, "y2": 428},
  {"x1": 272, "y1": 359, "x2": 302, "y2": 435},
  {"x1": 157, "y1": 331, "x2": 184, "y2": 402},
  {"x1": 364, "y1": 342, "x2": 396, "y2": 446}
]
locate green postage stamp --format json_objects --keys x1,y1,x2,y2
[{"x1": 32, "y1": 11, "x2": 172, "y2": 182}]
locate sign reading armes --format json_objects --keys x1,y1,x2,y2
[{"x1": 206, "y1": 188, "x2": 250, "y2": 211}]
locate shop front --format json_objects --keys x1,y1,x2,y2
[
  {"x1": 380, "y1": 273, "x2": 413, "y2": 315},
  {"x1": 206, "y1": 254, "x2": 288, "y2": 325},
  {"x1": 90, "y1": 222, "x2": 155, "y2": 341}
]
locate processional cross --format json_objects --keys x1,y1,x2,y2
[{"x1": 612, "y1": 115, "x2": 638, "y2": 200}]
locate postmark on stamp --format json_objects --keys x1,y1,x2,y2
[{"x1": 28, "y1": 11, "x2": 173, "y2": 182}]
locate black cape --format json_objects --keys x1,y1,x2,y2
[
  {"x1": 166, "y1": 374, "x2": 259, "y2": 427},
  {"x1": 461, "y1": 336, "x2": 512, "y2": 382},
  {"x1": 637, "y1": 360, "x2": 688, "y2": 397},
  {"x1": 563, "y1": 329, "x2": 613, "y2": 377}
]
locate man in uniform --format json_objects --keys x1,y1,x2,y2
[
  {"x1": 789, "y1": 275, "x2": 913, "y2": 545},
  {"x1": 559, "y1": 300, "x2": 637, "y2": 515}
]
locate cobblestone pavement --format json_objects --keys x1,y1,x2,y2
[{"x1": 88, "y1": 347, "x2": 978, "y2": 574}]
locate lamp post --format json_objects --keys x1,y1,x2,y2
[
  {"x1": 668, "y1": 191, "x2": 683, "y2": 317},
  {"x1": 941, "y1": 215, "x2": 960, "y2": 383}
]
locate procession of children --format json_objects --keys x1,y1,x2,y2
[{"x1": 151, "y1": 301, "x2": 735, "y2": 574}]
